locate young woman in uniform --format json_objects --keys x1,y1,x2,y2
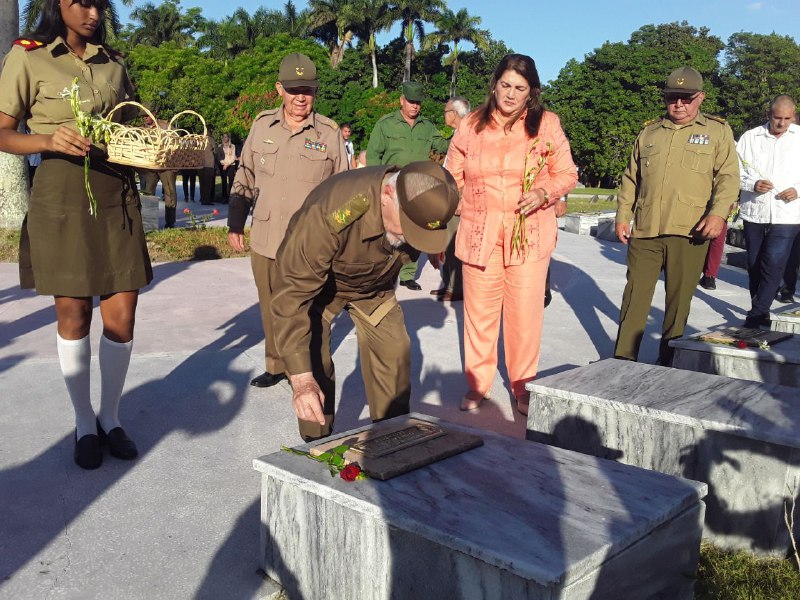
[{"x1": 0, "y1": 0, "x2": 152, "y2": 469}]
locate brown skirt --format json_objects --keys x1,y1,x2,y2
[{"x1": 19, "y1": 154, "x2": 153, "y2": 297}]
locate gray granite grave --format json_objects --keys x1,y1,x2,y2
[
  {"x1": 670, "y1": 330, "x2": 800, "y2": 387},
  {"x1": 772, "y1": 309, "x2": 800, "y2": 335},
  {"x1": 595, "y1": 219, "x2": 620, "y2": 242},
  {"x1": 527, "y1": 359, "x2": 800, "y2": 554},
  {"x1": 563, "y1": 211, "x2": 616, "y2": 236},
  {"x1": 140, "y1": 193, "x2": 159, "y2": 232},
  {"x1": 254, "y1": 413, "x2": 706, "y2": 599}
]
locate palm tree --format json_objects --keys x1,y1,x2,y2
[
  {"x1": 341, "y1": 0, "x2": 393, "y2": 87},
  {"x1": 424, "y1": 8, "x2": 488, "y2": 96},
  {"x1": 0, "y1": 0, "x2": 27, "y2": 229},
  {"x1": 391, "y1": 0, "x2": 444, "y2": 82},
  {"x1": 307, "y1": 0, "x2": 354, "y2": 68},
  {"x1": 128, "y1": 0, "x2": 196, "y2": 47}
]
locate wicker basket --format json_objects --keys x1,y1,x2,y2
[{"x1": 104, "y1": 101, "x2": 209, "y2": 170}]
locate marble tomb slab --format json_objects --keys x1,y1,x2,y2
[
  {"x1": 254, "y1": 413, "x2": 706, "y2": 600},
  {"x1": 594, "y1": 219, "x2": 620, "y2": 242},
  {"x1": 527, "y1": 359, "x2": 800, "y2": 554},
  {"x1": 669, "y1": 328, "x2": 800, "y2": 387},
  {"x1": 563, "y1": 211, "x2": 615, "y2": 236},
  {"x1": 773, "y1": 308, "x2": 800, "y2": 335}
]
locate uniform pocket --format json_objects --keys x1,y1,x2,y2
[
  {"x1": 681, "y1": 144, "x2": 712, "y2": 173},
  {"x1": 639, "y1": 143, "x2": 660, "y2": 169},
  {"x1": 298, "y1": 149, "x2": 329, "y2": 183},
  {"x1": 332, "y1": 260, "x2": 377, "y2": 286},
  {"x1": 253, "y1": 143, "x2": 278, "y2": 176},
  {"x1": 672, "y1": 192, "x2": 709, "y2": 229}
]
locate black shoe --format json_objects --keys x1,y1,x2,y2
[
  {"x1": 743, "y1": 315, "x2": 771, "y2": 329},
  {"x1": 699, "y1": 275, "x2": 716, "y2": 290},
  {"x1": 430, "y1": 288, "x2": 447, "y2": 296},
  {"x1": 74, "y1": 431, "x2": 102, "y2": 470},
  {"x1": 777, "y1": 288, "x2": 795, "y2": 303},
  {"x1": 97, "y1": 419, "x2": 138, "y2": 459},
  {"x1": 399, "y1": 280, "x2": 422, "y2": 291},
  {"x1": 250, "y1": 371, "x2": 287, "y2": 388}
]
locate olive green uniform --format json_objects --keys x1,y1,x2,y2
[
  {"x1": 272, "y1": 166, "x2": 414, "y2": 439},
  {"x1": 615, "y1": 113, "x2": 739, "y2": 363},
  {"x1": 0, "y1": 38, "x2": 152, "y2": 296},
  {"x1": 366, "y1": 110, "x2": 449, "y2": 283},
  {"x1": 227, "y1": 107, "x2": 347, "y2": 374}
]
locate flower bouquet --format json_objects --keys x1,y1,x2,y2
[
  {"x1": 60, "y1": 78, "x2": 121, "y2": 217},
  {"x1": 511, "y1": 138, "x2": 553, "y2": 258}
]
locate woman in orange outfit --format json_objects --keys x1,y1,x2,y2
[{"x1": 444, "y1": 54, "x2": 577, "y2": 415}]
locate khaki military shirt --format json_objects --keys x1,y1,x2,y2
[
  {"x1": 0, "y1": 37, "x2": 133, "y2": 136},
  {"x1": 228, "y1": 107, "x2": 347, "y2": 258},
  {"x1": 366, "y1": 109, "x2": 449, "y2": 167},
  {"x1": 616, "y1": 113, "x2": 739, "y2": 238},
  {"x1": 271, "y1": 166, "x2": 414, "y2": 375}
]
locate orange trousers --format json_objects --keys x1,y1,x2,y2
[{"x1": 462, "y1": 233, "x2": 550, "y2": 399}]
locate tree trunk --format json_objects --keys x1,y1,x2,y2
[
  {"x1": 404, "y1": 42, "x2": 413, "y2": 82},
  {"x1": 450, "y1": 58, "x2": 458, "y2": 97},
  {"x1": 371, "y1": 48, "x2": 378, "y2": 89},
  {"x1": 0, "y1": 0, "x2": 28, "y2": 230}
]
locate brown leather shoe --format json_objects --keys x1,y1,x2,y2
[
  {"x1": 436, "y1": 291, "x2": 463, "y2": 302},
  {"x1": 430, "y1": 288, "x2": 447, "y2": 296}
]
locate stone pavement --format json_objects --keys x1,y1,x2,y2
[{"x1": 0, "y1": 226, "x2": 753, "y2": 599}]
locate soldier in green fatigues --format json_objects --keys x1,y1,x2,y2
[
  {"x1": 366, "y1": 81, "x2": 450, "y2": 290},
  {"x1": 271, "y1": 162, "x2": 459, "y2": 441},
  {"x1": 614, "y1": 66, "x2": 740, "y2": 365}
]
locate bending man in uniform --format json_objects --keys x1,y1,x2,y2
[{"x1": 271, "y1": 162, "x2": 459, "y2": 441}]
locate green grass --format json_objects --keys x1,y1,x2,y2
[
  {"x1": 144, "y1": 226, "x2": 244, "y2": 262},
  {"x1": 571, "y1": 187, "x2": 618, "y2": 196},
  {"x1": 695, "y1": 542, "x2": 800, "y2": 599},
  {"x1": 0, "y1": 228, "x2": 20, "y2": 262},
  {"x1": 566, "y1": 197, "x2": 617, "y2": 214},
  {"x1": 0, "y1": 226, "x2": 244, "y2": 264}
]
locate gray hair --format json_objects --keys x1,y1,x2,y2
[{"x1": 449, "y1": 96, "x2": 471, "y2": 117}]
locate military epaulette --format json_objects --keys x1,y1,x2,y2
[
  {"x1": 12, "y1": 38, "x2": 45, "y2": 51},
  {"x1": 326, "y1": 193, "x2": 370, "y2": 233},
  {"x1": 642, "y1": 117, "x2": 661, "y2": 128},
  {"x1": 315, "y1": 113, "x2": 338, "y2": 130},
  {"x1": 704, "y1": 114, "x2": 727, "y2": 124}
]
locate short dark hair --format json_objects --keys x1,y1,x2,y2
[
  {"x1": 341, "y1": 123, "x2": 351, "y2": 129},
  {"x1": 28, "y1": 0, "x2": 108, "y2": 46}
]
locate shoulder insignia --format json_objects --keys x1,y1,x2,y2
[
  {"x1": 704, "y1": 114, "x2": 727, "y2": 124},
  {"x1": 326, "y1": 193, "x2": 370, "y2": 233},
  {"x1": 254, "y1": 108, "x2": 280, "y2": 121},
  {"x1": 642, "y1": 117, "x2": 661, "y2": 128},
  {"x1": 314, "y1": 113, "x2": 338, "y2": 130},
  {"x1": 13, "y1": 38, "x2": 45, "y2": 51}
]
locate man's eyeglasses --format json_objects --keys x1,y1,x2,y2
[{"x1": 664, "y1": 92, "x2": 701, "y2": 104}]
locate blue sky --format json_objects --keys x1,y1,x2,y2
[{"x1": 118, "y1": 0, "x2": 800, "y2": 84}]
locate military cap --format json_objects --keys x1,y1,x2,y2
[
  {"x1": 664, "y1": 66, "x2": 703, "y2": 94},
  {"x1": 279, "y1": 53, "x2": 319, "y2": 89},
  {"x1": 396, "y1": 161, "x2": 459, "y2": 254},
  {"x1": 401, "y1": 81, "x2": 425, "y2": 103}
]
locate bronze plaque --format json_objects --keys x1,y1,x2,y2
[
  {"x1": 350, "y1": 423, "x2": 445, "y2": 458},
  {"x1": 693, "y1": 326, "x2": 792, "y2": 348}
]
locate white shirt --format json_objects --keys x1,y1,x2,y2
[
  {"x1": 344, "y1": 139, "x2": 354, "y2": 169},
  {"x1": 737, "y1": 122, "x2": 800, "y2": 224}
]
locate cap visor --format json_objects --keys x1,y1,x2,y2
[
  {"x1": 663, "y1": 87, "x2": 701, "y2": 94},
  {"x1": 280, "y1": 79, "x2": 320, "y2": 89},
  {"x1": 398, "y1": 209, "x2": 450, "y2": 254}
]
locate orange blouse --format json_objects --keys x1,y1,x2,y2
[{"x1": 445, "y1": 110, "x2": 577, "y2": 267}]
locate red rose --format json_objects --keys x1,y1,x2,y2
[
  {"x1": 340, "y1": 464, "x2": 361, "y2": 482},
  {"x1": 183, "y1": 208, "x2": 191, "y2": 215},
  {"x1": 735, "y1": 340, "x2": 747, "y2": 349},
  {"x1": 212, "y1": 209, "x2": 220, "y2": 216}
]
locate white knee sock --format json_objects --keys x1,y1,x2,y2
[
  {"x1": 97, "y1": 335, "x2": 133, "y2": 432},
  {"x1": 57, "y1": 333, "x2": 95, "y2": 439}
]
